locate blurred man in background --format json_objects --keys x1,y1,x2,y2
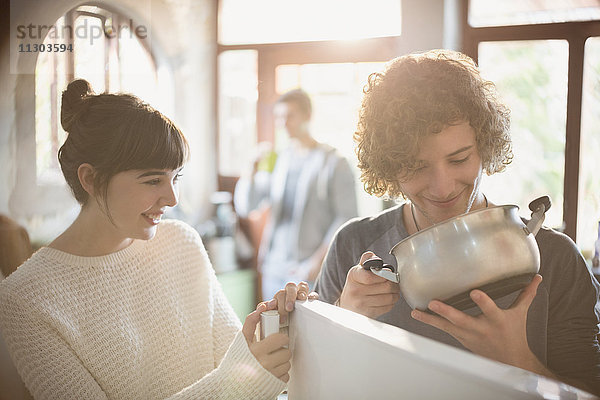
[{"x1": 235, "y1": 89, "x2": 358, "y2": 299}]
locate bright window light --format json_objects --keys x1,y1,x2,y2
[
  {"x1": 469, "y1": 0, "x2": 600, "y2": 27},
  {"x1": 219, "y1": 0, "x2": 402, "y2": 45}
]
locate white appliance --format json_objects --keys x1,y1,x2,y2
[{"x1": 286, "y1": 300, "x2": 595, "y2": 400}]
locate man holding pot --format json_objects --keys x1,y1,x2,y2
[{"x1": 314, "y1": 49, "x2": 600, "y2": 394}]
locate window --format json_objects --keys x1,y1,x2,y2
[
  {"x1": 478, "y1": 40, "x2": 568, "y2": 230},
  {"x1": 274, "y1": 62, "x2": 386, "y2": 217},
  {"x1": 218, "y1": 0, "x2": 401, "y2": 45},
  {"x1": 217, "y1": 2, "x2": 403, "y2": 217},
  {"x1": 463, "y1": 1, "x2": 600, "y2": 259},
  {"x1": 35, "y1": 16, "x2": 70, "y2": 184},
  {"x1": 469, "y1": 0, "x2": 600, "y2": 27},
  {"x1": 578, "y1": 37, "x2": 600, "y2": 257},
  {"x1": 35, "y1": 6, "x2": 167, "y2": 184},
  {"x1": 218, "y1": 50, "x2": 258, "y2": 176}
]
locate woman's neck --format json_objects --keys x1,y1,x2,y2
[{"x1": 48, "y1": 207, "x2": 133, "y2": 256}]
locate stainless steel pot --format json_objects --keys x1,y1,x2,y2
[{"x1": 363, "y1": 196, "x2": 551, "y2": 311}]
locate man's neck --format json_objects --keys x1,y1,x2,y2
[{"x1": 293, "y1": 134, "x2": 318, "y2": 149}]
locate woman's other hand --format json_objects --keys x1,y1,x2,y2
[
  {"x1": 271, "y1": 281, "x2": 318, "y2": 325},
  {"x1": 242, "y1": 303, "x2": 291, "y2": 381},
  {"x1": 241, "y1": 282, "x2": 317, "y2": 382}
]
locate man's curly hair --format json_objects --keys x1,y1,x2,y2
[{"x1": 354, "y1": 49, "x2": 512, "y2": 199}]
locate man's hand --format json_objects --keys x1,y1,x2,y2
[
  {"x1": 338, "y1": 251, "x2": 400, "y2": 319},
  {"x1": 411, "y1": 274, "x2": 550, "y2": 374}
]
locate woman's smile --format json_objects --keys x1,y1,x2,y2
[{"x1": 142, "y1": 211, "x2": 164, "y2": 225}]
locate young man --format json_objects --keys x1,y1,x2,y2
[{"x1": 314, "y1": 49, "x2": 600, "y2": 394}]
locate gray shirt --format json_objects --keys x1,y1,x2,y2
[
  {"x1": 263, "y1": 149, "x2": 312, "y2": 277},
  {"x1": 315, "y1": 203, "x2": 600, "y2": 393},
  {"x1": 235, "y1": 144, "x2": 358, "y2": 278}
]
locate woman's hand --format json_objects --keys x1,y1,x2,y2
[
  {"x1": 272, "y1": 281, "x2": 318, "y2": 325},
  {"x1": 242, "y1": 303, "x2": 291, "y2": 382},
  {"x1": 241, "y1": 282, "x2": 317, "y2": 382},
  {"x1": 410, "y1": 274, "x2": 550, "y2": 374}
]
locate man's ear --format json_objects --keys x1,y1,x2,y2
[{"x1": 77, "y1": 163, "x2": 96, "y2": 197}]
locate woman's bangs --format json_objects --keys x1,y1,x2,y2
[{"x1": 118, "y1": 113, "x2": 188, "y2": 172}]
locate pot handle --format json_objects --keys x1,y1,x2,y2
[
  {"x1": 362, "y1": 256, "x2": 399, "y2": 283},
  {"x1": 527, "y1": 196, "x2": 551, "y2": 236}
]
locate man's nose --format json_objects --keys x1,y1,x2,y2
[{"x1": 427, "y1": 166, "x2": 454, "y2": 199}]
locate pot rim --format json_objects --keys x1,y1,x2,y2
[{"x1": 389, "y1": 203, "x2": 520, "y2": 255}]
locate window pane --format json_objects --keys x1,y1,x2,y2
[
  {"x1": 36, "y1": 9, "x2": 164, "y2": 185},
  {"x1": 73, "y1": 15, "x2": 106, "y2": 92},
  {"x1": 35, "y1": 17, "x2": 69, "y2": 184},
  {"x1": 276, "y1": 65, "x2": 301, "y2": 94},
  {"x1": 469, "y1": 0, "x2": 600, "y2": 27},
  {"x1": 117, "y1": 26, "x2": 158, "y2": 104},
  {"x1": 275, "y1": 61, "x2": 386, "y2": 217},
  {"x1": 578, "y1": 37, "x2": 600, "y2": 261},
  {"x1": 218, "y1": 50, "x2": 258, "y2": 176},
  {"x1": 478, "y1": 40, "x2": 568, "y2": 230},
  {"x1": 219, "y1": 0, "x2": 401, "y2": 45}
]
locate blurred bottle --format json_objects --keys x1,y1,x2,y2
[
  {"x1": 207, "y1": 191, "x2": 238, "y2": 274},
  {"x1": 593, "y1": 220, "x2": 600, "y2": 268},
  {"x1": 212, "y1": 191, "x2": 236, "y2": 237}
]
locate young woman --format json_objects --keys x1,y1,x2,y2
[
  {"x1": 0, "y1": 79, "x2": 314, "y2": 399},
  {"x1": 314, "y1": 49, "x2": 600, "y2": 394}
]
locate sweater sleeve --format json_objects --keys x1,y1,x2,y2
[
  {"x1": 0, "y1": 295, "x2": 109, "y2": 400},
  {"x1": 167, "y1": 224, "x2": 286, "y2": 399},
  {"x1": 168, "y1": 331, "x2": 285, "y2": 400},
  {"x1": 210, "y1": 265, "x2": 242, "y2": 367}
]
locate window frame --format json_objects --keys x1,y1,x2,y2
[
  {"x1": 37, "y1": 7, "x2": 158, "y2": 183},
  {"x1": 215, "y1": 36, "x2": 402, "y2": 193},
  {"x1": 217, "y1": 37, "x2": 401, "y2": 141},
  {"x1": 462, "y1": 2, "x2": 600, "y2": 242},
  {"x1": 9, "y1": 5, "x2": 161, "y2": 238}
]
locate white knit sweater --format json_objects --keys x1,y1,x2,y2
[{"x1": 0, "y1": 219, "x2": 286, "y2": 399}]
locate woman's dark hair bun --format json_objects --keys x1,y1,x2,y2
[{"x1": 61, "y1": 79, "x2": 94, "y2": 131}]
